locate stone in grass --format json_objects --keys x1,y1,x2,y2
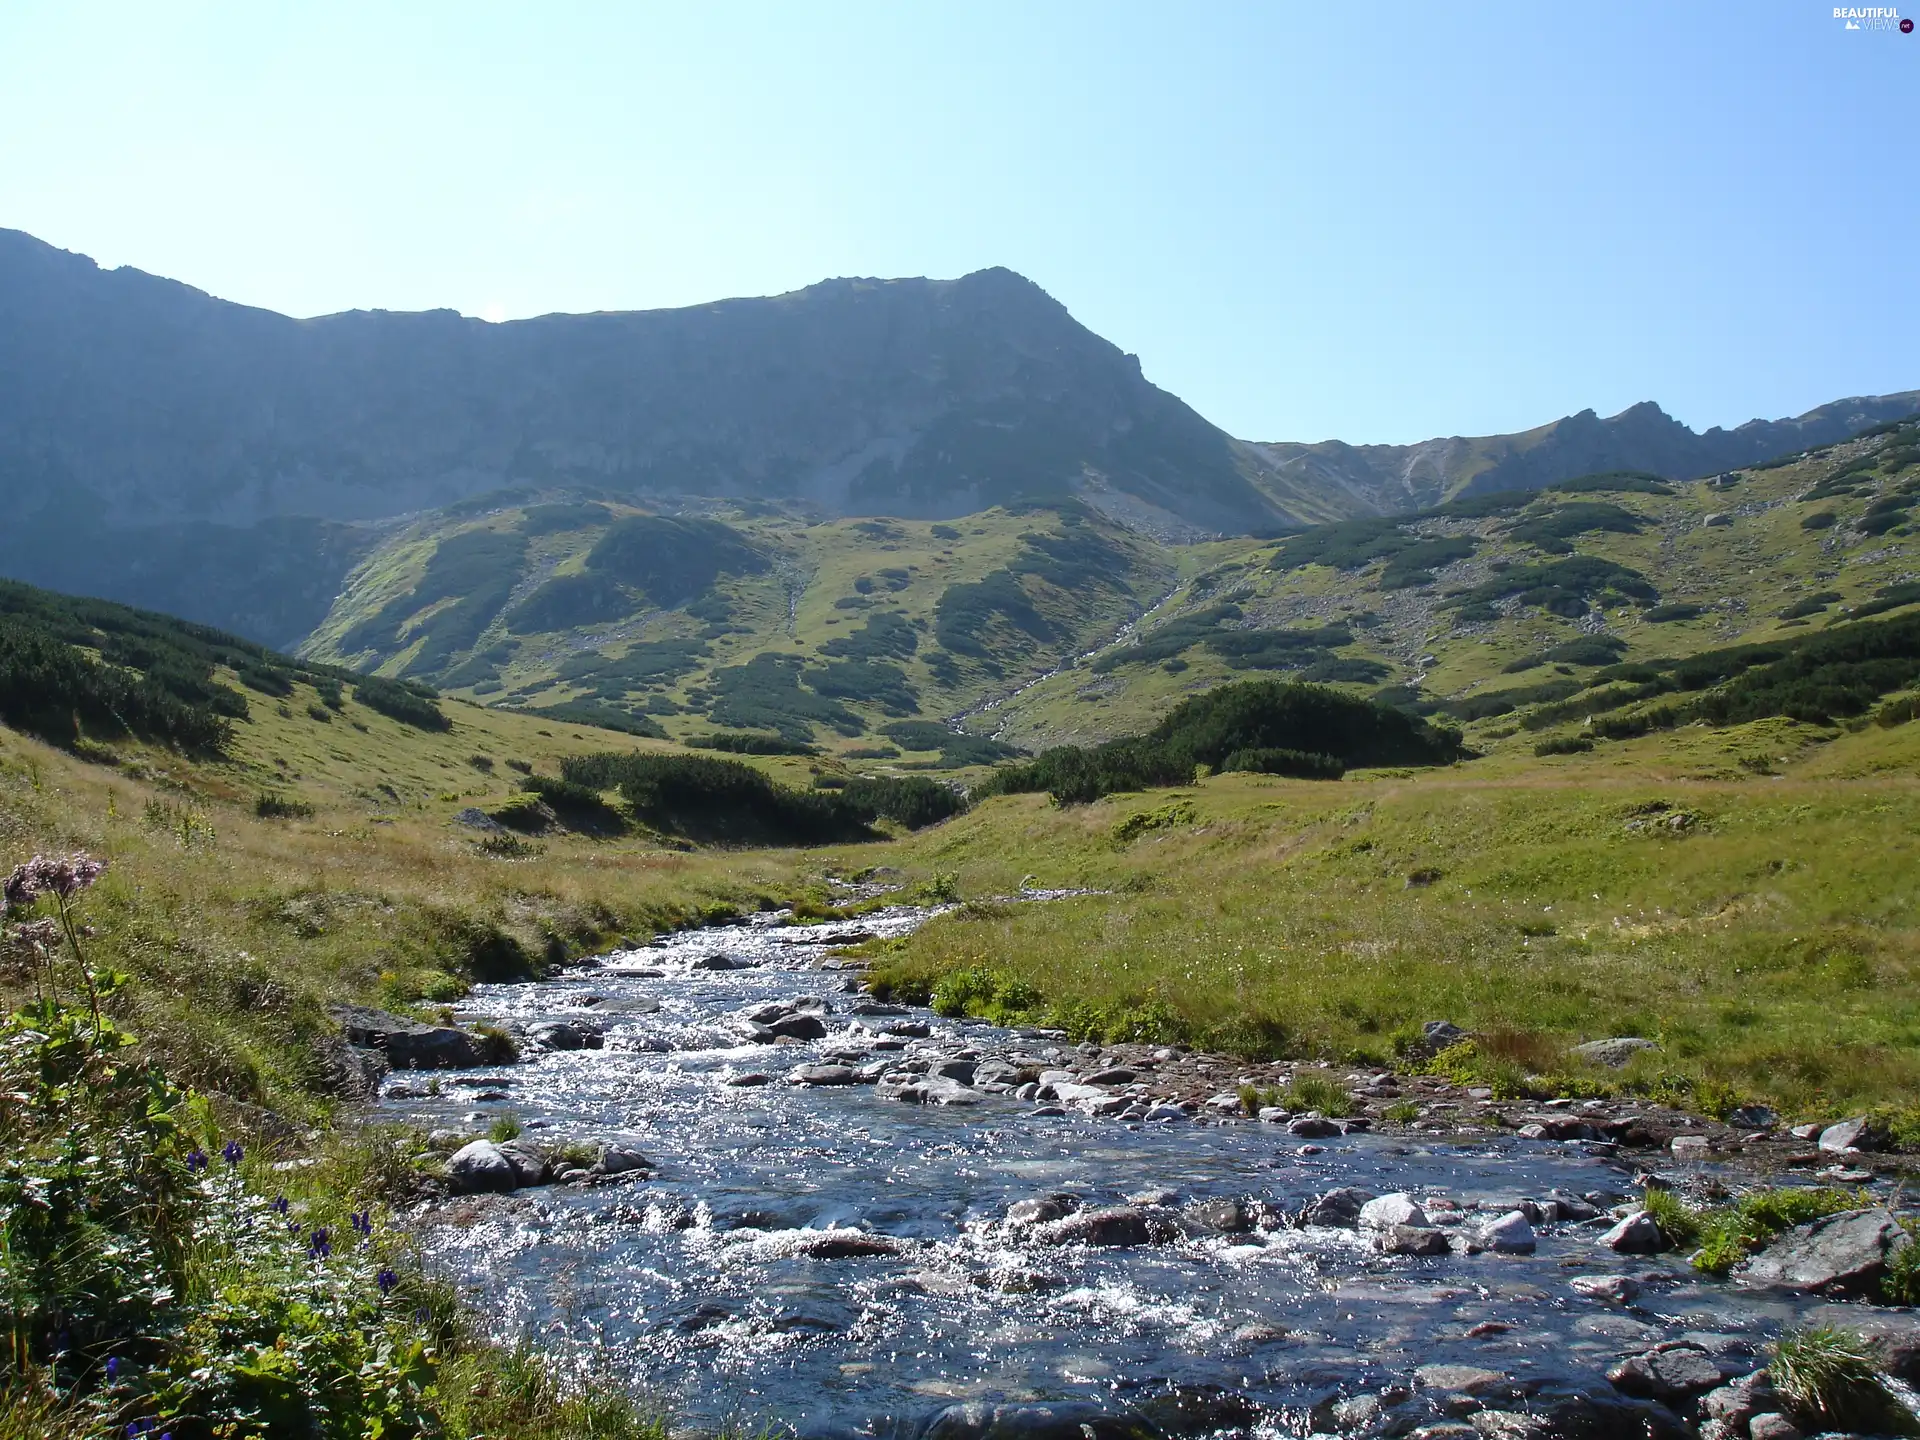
[
  {"x1": 1817, "y1": 1115, "x2": 1885, "y2": 1153},
  {"x1": 1571, "y1": 1037, "x2": 1659, "y2": 1068}
]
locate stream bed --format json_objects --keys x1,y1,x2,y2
[{"x1": 376, "y1": 905, "x2": 1901, "y2": 1437}]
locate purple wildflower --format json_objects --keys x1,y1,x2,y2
[
  {"x1": 222, "y1": 1140, "x2": 244, "y2": 1166},
  {"x1": 105, "y1": 1356, "x2": 119, "y2": 1380},
  {"x1": 307, "y1": 1227, "x2": 331, "y2": 1260},
  {"x1": 271, "y1": 1194, "x2": 289, "y2": 1215},
  {"x1": 351, "y1": 1209, "x2": 372, "y2": 1237},
  {"x1": 5, "y1": 852, "x2": 108, "y2": 907},
  {"x1": 184, "y1": 1150, "x2": 207, "y2": 1173},
  {"x1": 377, "y1": 1267, "x2": 399, "y2": 1294}
]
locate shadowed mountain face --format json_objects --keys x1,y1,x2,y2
[
  {"x1": 1252, "y1": 393, "x2": 1920, "y2": 514},
  {"x1": 0, "y1": 228, "x2": 1305, "y2": 535}
]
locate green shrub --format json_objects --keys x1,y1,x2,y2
[
  {"x1": 841, "y1": 775, "x2": 969, "y2": 829},
  {"x1": 353, "y1": 676, "x2": 450, "y2": 731},
  {"x1": 561, "y1": 751, "x2": 876, "y2": 846},
  {"x1": 686, "y1": 731, "x2": 817, "y2": 755},
  {"x1": 1282, "y1": 1072, "x2": 1352, "y2": 1117},
  {"x1": 1772, "y1": 1326, "x2": 1919, "y2": 1435},
  {"x1": 1218, "y1": 746, "x2": 1344, "y2": 779},
  {"x1": 254, "y1": 792, "x2": 315, "y2": 819},
  {"x1": 1533, "y1": 735, "x2": 1594, "y2": 756}
]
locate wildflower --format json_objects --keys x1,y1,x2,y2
[
  {"x1": 307, "y1": 1227, "x2": 331, "y2": 1260},
  {"x1": 377, "y1": 1267, "x2": 399, "y2": 1294},
  {"x1": 105, "y1": 1356, "x2": 119, "y2": 1380},
  {"x1": 184, "y1": 1150, "x2": 207, "y2": 1173},
  {"x1": 271, "y1": 1194, "x2": 289, "y2": 1215},
  {"x1": 5, "y1": 852, "x2": 108, "y2": 908},
  {"x1": 287, "y1": 1218, "x2": 303, "y2": 1236},
  {"x1": 351, "y1": 1209, "x2": 372, "y2": 1237},
  {"x1": 222, "y1": 1140, "x2": 244, "y2": 1166}
]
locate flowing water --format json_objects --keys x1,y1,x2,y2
[{"x1": 378, "y1": 904, "x2": 1870, "y2": 1437}]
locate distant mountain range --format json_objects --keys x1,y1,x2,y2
[
  {"x1": 0, "y1": 226, "x2": 1912, "y2": 658},
  {"x1": 1252, "y1": 393, "x2": 1920, "y2": 514}
]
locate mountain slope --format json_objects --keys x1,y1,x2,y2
[
  {"x1": 0, "y1": 228, "x2": 1322, "y2": 535},
  {"x1": 1253, "y1": 393, "x2": 1919, "y2": 514},
  {"x1": 982, "y1": 417, "x2": 1920, "y2": 753}
]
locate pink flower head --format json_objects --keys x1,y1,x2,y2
[{"x1": 4, "y1": 852, "x2": 107, "y2": 907}]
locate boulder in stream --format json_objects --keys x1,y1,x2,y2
[
  {"x1": 332, "y1": 1003, "x2": 490, "y2": 1070},
  {"x1": 446, "y1": 1139, "x2": 518, "y2": 1194},
  {"x1": 1032, "y1": 1205, "x2": 1183, "y2": 1248},
  {"x1": 788, "y1": 1064, "x2": 858, "y2": 1087},
  {"x1": 1359, "y1": 1193, "x2": 1429, "y2": 1229},
  {"x1": 1297, "y1": 1186, "x2": 1376, "y2": 1228},
  {"x1": 1006, "y1": 1192, "x2": 1081, "y2": 1226},
  {"x1": 1735, "y1": 1207, "x2": 1911, "y2": 1296},
  {"x1": 921, "y1": 1401, "x2": 1156, "y2": 1440}
]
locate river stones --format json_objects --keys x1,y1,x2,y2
[
  {"x1": 1699, "y1": 1370, "x2": 1780, "y2": 1431},
  {"x1": 1601, "y1": 1209, "x2": 1667, "y2": 1253},
  {"x1": 787, "y1": 1064, "x2": 858, "y2": 1087},
  {"x1": 591, "y1": 1142, "x2": 650, "y2": 1176},
  {"x1": 1360, "y1": 1193, "x2": 1430, "y2": 1229},
  {"x1": 1818, "y1": 1115, "x2": 1885, "y2": 1153},
  {"x1": 726, "y1": 1071, "x2": 772, "y2": 1086},
  {"x1": 1377, "y1": 1224, "x2": 1452, "y2": 1256},
  {"x1": 792, "y1": 1229, "x2": 903, "y2": 1259},
  {"x1": 848, "y1": 1000, "x2": 909, "y2": 1016},
  {"x1": 921, "y1": 1401, "x2": 1156, "y2": 1440},
  {"x1": 1006, "y1": 1193, "x2": 1081, "y2": 1226},
  {"x1": 446, "y1": 1139, "x2": 518, "y2": 1193},
  {"x1": 1185, "y1": 1198, "x2": 1256, "y2": 1234},
  {"x1": 1606, "y1": 1343, "x2": 1737, "y2": 1403},
  {"x1": 495, "y1": 1138, "x2": 549, "y2": 1186},
  {"x1": 1735, "y1": 1207, "x2": 1911, "y2": 1296},
  {"x1": 762, "y1": 1013, "x2": 829, "y2": 1041},
  {"x1": 691, "y1": 953, "x2": 751, "y2": 970},
  {"x1": 1478, "y1": 1210, "x2": 1538, "y2": 1254},
  {"x1": 1568, "y1": 1274, "x2": 1641, "y2": 1304},
  {"x1": 881, "y1": 1073, "x2": 981, "y2": 1106},
  {"x1": 1286, "y1": 1115, "x2": 1342, "y2": 1138},
  {"x1": 1082, "y1": 1067, "x2": 1136, "y2": 1086},
  {"x1": 526, "y1": 1020, "x2": 602, "y2": 1052},
  {"x1": 1032, "y1": 1204, "x2": 1184, "y2": 1247},
  {"x1": 928, "y1": 1058, "x2": 978, "y2": 1084},
  {"x1": 332, "y1": 1003, "x2": 489, "y2": 1069},
  {"x1": 1298, "y1": 1186, "x2": 1376, "y2": 1228}
]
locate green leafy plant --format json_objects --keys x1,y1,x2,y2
[{"x1": 1772, "y1": 1325, "x2": 1918, "y2": 1435}]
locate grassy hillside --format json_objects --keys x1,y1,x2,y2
[
  {"x1": 986, "y1": 417, "x2": 1920, "y2": 750},
  {"x1": 301, "y1": 497, "x2": 1179, "y2": 766},
  {"x1": 847, "y1": 708, "x2": 1920, "y2": 1123}
]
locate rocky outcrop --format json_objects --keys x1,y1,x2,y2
[
  {"x1": 1736, "y1": 1207, "x2": 1911, "y2": 1297},
  {"x1": 331, "y1": 1004, "x2": 495, "y2": 1070}
]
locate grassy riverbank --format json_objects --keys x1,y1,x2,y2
[{"x1": 860, "y1": 712, "x2": 1920, "y2": 1124}]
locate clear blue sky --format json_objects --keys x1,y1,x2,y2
[{"x1": 2, "y1": 2, "x2": 1913, "y2": 445}]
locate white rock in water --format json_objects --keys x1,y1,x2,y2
[
  {"x1": 1359, "y1": 1193, "x2": 1430, "y2": 1230},
  {"x1": 446, "y1": 1139, "x2": 517, "y2": 1194},
  {"x1": 1480, "y1": 1210, "x2": 1537, "y2": 1253}
]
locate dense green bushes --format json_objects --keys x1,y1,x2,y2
[
  {"x1": 0, "y1": 615, "x2": 234, "y2": 752},
  {"x1": 987, "y1": 679, "x2": 1462, "y2": 803},
  {"x1": 562, "y1": 752, "x2": 877, "y2": 845},
  {"x1": 687, "y1": 731, "x2": 816, "y2": 755},
  {"x1": 1217, "y1": 746, "x2": 1344, "y2": 779},
  {"x1": 352, "y1": 676, "x2": 450, "y2": 731},
  {"x1": 840, "y1": 775, "x2": 969, "y2": 829}
]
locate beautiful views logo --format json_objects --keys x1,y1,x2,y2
[{"x1": 1833, "y1": 5, "x2": 1911, "y2": 29}]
